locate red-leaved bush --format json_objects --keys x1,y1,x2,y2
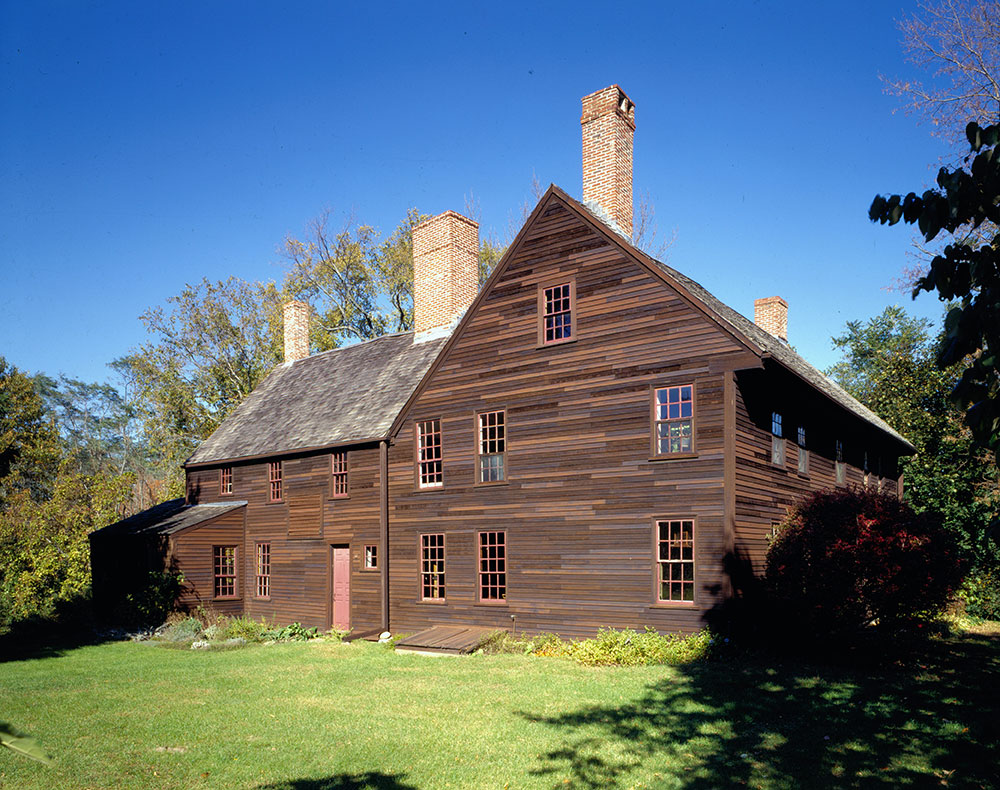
[{"x1": 765, "y1": 488, "x2": 964, "y2": 642}]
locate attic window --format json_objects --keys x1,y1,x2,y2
[
  {"x1": 268, "y1": 461, "x2": 283, "y2": 502},
  {"x1": 416, "y1": 419, "x2": 443, "y2": 488},
  {"x1": 539, "y1": 281, "x2": 575, "y2": 345},
  {"x1": 220, "y1": 466, "x2": 233, "y2": 495},
  {"x1": 331, "y1": 451, "x2": 349, "y2": 498}
]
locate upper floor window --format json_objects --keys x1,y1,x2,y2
[
  {"x1": 213, "y1": 546, "x2": 238, "y2": 599},
  {"x1": 656, "y1": 519, "x2": 695, "y2": 603},
  {"x1": 220, "y1": 466, "x2": 233, "y2": 495},
  {"x1": 478, "y1": 531, "x2": 507, "y2": 602},
  {"x1": 540, "y1": 282, "x2": 575, "y2": 345},
  {"x1": 416, "y1": 419, "x2": 443, "y2": 488},
  {"x1": 331, "y1": 451, "x2": 349, "y2": 498},
  {"x1": 255, "y1": 543, "x2": 270, "y2": 598},
  {"x1": 863, "y1": 451, "x2": 871, "y2": 488},
  {"x1": 420, "y1": 533, "x2": 445, "y2": 600},
  {"x1": 653, "y1": 385, "x2": 694, "y2": 455},
  {"x1": 268, "y1": 461, "x2": 283, "y2": 502},
  {"x1": 835, "y1": 440, "x2": 846, "y2": 485},
  {"x1": 771, "y1": 413, "x2": 785, "y2": 467},
  {"x1": 797, "y1": 426, "x2": 808, "y2": 475},
  {"x1": 477, "y1": 410, "x2": 506, "y2": 483}
]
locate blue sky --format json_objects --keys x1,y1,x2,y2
[{"x1": 1, "y1": 1, "x2": 954, "y2": 385}]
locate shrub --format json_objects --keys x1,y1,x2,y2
[
  {"x1": 263, "y1": 622, "x2": 318, "y2": 642},
  {"x1": 223, "y1": 616, "x2": 269, "y2": 642},
  {"x1": 958, "y1": 567, "x2": 1000, "y2": 621},
  {"x1": 158, "y1": 616, "x2": 203, "y2": 643},
  {"x1": 765, "y1": 488, "x2": 964, "y2": 645},
  {"x1": 114, "y1": 571, "x2": 183, "y2": 629}
]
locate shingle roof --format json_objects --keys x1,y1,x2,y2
[
  {"x1": 554, "y1": 186, "x2": 916, "y2": 452},
  {"x1": 89, "y1": 498, "x2": 247, "y2": 538},
  {"x1": 187, "y1": 332, "x2": 447, "y2": 465}
]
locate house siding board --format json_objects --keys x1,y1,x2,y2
[
  {"x1": 388, "y1": 201, "x2": 739, "y2": 638},
  {"x1": 169, "y1": 508, "x2": 246, "y2": 615}
]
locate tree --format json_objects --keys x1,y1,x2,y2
[
  {"x1": 115, "y1": 276, "x2": 284, "y2": 495},
  {"x1": 870, "y1": 120, "x2": 1000, "y2": 462},
  {"x1": 828, "y1": 306, "x2": 999, "y2": 560},
  {"x1": 883, "y1": 0, "x2": 1000, "y2": 150},
  {"x1": 0, "y1": 357, "x2": 59, "y2": 506}
]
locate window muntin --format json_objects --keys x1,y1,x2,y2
[
  {"x1": 331, "y1": 451, "x2": 349, "y2": 498},
  {"x1": 420, "y1": 534, "x2": 445, "y2": 600},
  {"x1": 213, "y1": 546, "x2": 238, "y2": 599},
  {"x1": 416, "y1": 419, "x2": 443, "y2": 488},
  {"x1": 255, "y1": 543, "x2": 270, "y2": 598},
  {"x1": 771, "y1": 413, "x2": 785, "y2": 466},
  {"x1": 220, "y1": 466, "x2": 233, "y2": 495},
  {"x1": 542, "y1": 283, "x2": 573, "y2": 344},
  {"x1": 835, "y1": 440, "x2": 846, "y2": 484},
  {"x1": 797, "y1": 426, "x2": 808, "y2": 474},
  {"x1": 656, "y1": 519, "x2": 695, "y2": 603},
  {"x1": 478, "y1": 531, "x2": 507, "y2": 602},
  {"x1": 364, "y1": 544, "x2": 378, "y2": 570},
  {"x1": 477, "y1": 410, "x2": 506, "y2": 483},
  {"x1": 653, "y1": 385, "x2": 694, "y2": 455},
  {"x1": 268, "y1": 461, "x2": 283, "y2": 502}
]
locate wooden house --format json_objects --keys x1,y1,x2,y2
[{"x1": 91, "y1": 86, "x2": 915, "y2": 641}]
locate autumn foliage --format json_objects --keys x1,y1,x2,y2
[{"x1": 765, "y1": 488, "x2": 964, "y2": 642}]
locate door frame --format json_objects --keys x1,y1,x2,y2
[{"x1": 329, "y1": 543, "x2": 351, "y2": 631}]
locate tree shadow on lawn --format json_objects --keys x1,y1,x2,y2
[
  {"x1": 0, "y1": 595, "x2": 123, "y2": 663},
  {"x1": 520, "y1": 632, "x2": 1000, "y2": 789},
  {"x1": 256, "y1": 772, "x2": 418, "y2": 790}
]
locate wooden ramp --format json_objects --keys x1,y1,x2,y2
[{"x1": 394, "y1": 625, "x2": 497, "y2": 655}]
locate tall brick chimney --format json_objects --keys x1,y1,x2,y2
[
  {"x1": 754, "y1": 296, "x2": 788, "y2": 341},
  {"x1": 283, "y1": 300, "x2": 310, "y2": 362},
  {"x1": 582, "y1": 85, "x2": 635, "y2": 238},
  {"x1": 412, "y1": 210, "x2": 479, "y2": 341}
]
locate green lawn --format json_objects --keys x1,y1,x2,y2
[{"x1": 1, "y1": 629, "x2": 998, "y2": 789}]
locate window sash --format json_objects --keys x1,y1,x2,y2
[
  {"x1": 656, "y1": 520, "x2": 695, "y2": 603},
  {"x1": 268, "y1": 461, "x2": 282, "y2": 502},
  {"x1": 416, "y1": 420, "x2": 443, "y2": 488},
  {"x1": 214, "y1": 546, "x2": 237, "y2": 598},
  {"x1": 255, "y1": 543, "x2": 270, "y2": 598},
  {"x1": 542, "y1": 283, "x2": 573, "y2": 343},
  {"x1": 654, "y1": 385, "x2": 694, "y2": 455},
  {"x1": 479, "y1": 531, "x2": 507, "y2": 601},
  {"x1": 771, "y1": 413, "x2": 784, "y2": 466},
  {"x1": 835, "y1": 440, "x2": 846, "y2": 484},
  {"x1": 331, "y1": 451, "x2": 349, "y2": 497},
  {"x1": 796, "y1": 427, "x2": 808, "y2": 474},
  {"x1": 220, "y1": 467, "x2": 233, "y2": 495},
  {"x1": 364, "y1": 545, "x2": 378, "y2": 570},
  {"x1": 478, "y1": 410, "x2": 506, "y2": 483},
  {"x1": 420, "y1": 534, "x2": 445, "y2": 600}
]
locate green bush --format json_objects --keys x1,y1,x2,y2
[
  {"x1": 158, "y1": 616, "x2": 203, "y2": 643},
  {"x1": 115, "y1": 571, "x2": 183, "y2": 629},
  {"x1": 959, "y1": 568, "x2": 1000, "y2": 620},
  {"x1": 223, "y1": 616, "x2": 268, "y2": 642},
  {"x1": 263, "y1": 622, "x2": 318, "y2": 642}
]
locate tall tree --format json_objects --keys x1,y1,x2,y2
[
  {"x1": 828, "y1": 306, "x2": 999, "y2": 561},
  {"x1": 0, "y1": 357, "x2": 59, "y2": 506}
]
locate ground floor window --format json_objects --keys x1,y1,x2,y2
[
  {"x1": 255, "y1": 543, "x2": 270, "y2": 598},
  {"x1": 364, "y1": 544, "x2": 378, "y2": 570},
  {"x1": 214, "y1": 545, "x2": 238, "y2": 598},
  {"x1": 420, "y1": 534, "x2": 445, "y2": 600},
  {"x1": 478, "y1": 531, "x2": 507, "y2": 602},
  {"x1": 656, "y1": 519, "x2": 694, "y2": 603}
]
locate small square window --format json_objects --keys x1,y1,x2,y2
[
  {"x1": 364, "y1": 545, "x2": 378, "y2": 570},
  {"x1": 653, "y1": 385, "x2": 694, "y2": 455}
]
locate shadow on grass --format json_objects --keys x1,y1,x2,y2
[
  {"x1": 256, "y1": 772, "x2": 418, "y2": 790},
  {"x1": 520, "y1": 632, "x2": 1000, "y2": 789},
  {"x1": 0, "y1": 595, "x2": 119, "y2": 663}
]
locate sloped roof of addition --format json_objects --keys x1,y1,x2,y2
[
  {"x1": 89, "y1": 498, "x2": 247, "y2": 538},
  {"x1": 553, "y1": 185, "x2": 915, "y2": 452},
  {"x1": 187, "y1": 332, "x2": 448, "y2": 466}
]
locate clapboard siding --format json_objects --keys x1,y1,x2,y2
[
  {"x1": 387, "y1": 200, "x2": 743, "y2": 638},
  {"x1": 169, "y1": 509, "x2": 246, "y2": 615}
]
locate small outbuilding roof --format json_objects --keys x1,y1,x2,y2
[{"x1": 90, "y1": 498, "x2": 247, "y2": 538}]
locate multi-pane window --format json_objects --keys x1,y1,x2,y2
[
  {"x1": 331, "y1": 451, "x2": 349, "y2": 498},
  {"x1": 478, "y1": 410, "x2": 506, "y2": 483},
  {"x1": 771, "y1": 412, "x2": 785, "y2": 466},
  {"x1": 836, "y1": 440, "x2": 846, "y2": 484},
  {"x1": 213, "y1": 546, "x2": 237, "y2": 598},
  {"x1": 255, "y1": 543, "x2": 270, "y2": 598},
  {"x1": 863, "y1": 451, "x2": 870, "y2": 488},
  {"x1": 420, "y1": 534, "x2": 445, "y2": 600},
  {"x1": 797, "y1": 426, "x2": 808, "y2": 475},
  {"x1": 416, "y1": 419, "x2": 443, "y2": 488},
  {"x1": 656, "y1": 519, "x2": 695, "y2": 603},
  {"x1": 220, "y1": 466, "x2": 233, "y2": 495},
  {"x1": 479, "y1": 531, "x2": 507, "y2": 602},
  {"x1": 653, "y1": 385, "x2": 694, "y2": 455},
  {"x1": 542, "y1": 283, "x2": 573, "y2": 344},
  {"x1": 268, "y1": 461, "x2": 283, "y2": 502},
  {"x1": 364, "y1": 544, "x2": 378, "y2": 570}
]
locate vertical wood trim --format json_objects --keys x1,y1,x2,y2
[
  {"x1": 723, "y1": 371, "x2": 736, "y2": 599},
  {"x1": 380, "y1": 439, "x2": 389, "y2": 632}
]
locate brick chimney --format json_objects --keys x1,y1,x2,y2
[
  {"x1": 412, "y1": 210, "x2": 479, "y2": 341},
  {"x1": 754, "y1": 296, "x2": 788, "y2": 341},
  {"x1": 283, "y1": 300, "x2": 310, "y2": 362},
  {"x1": 581, "y1": 85, "x2": 635, "y2": 238}
]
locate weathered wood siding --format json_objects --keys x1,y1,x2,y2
[
  {"x1": 387, "y1": 198, "x2": 748, "y2": 638},
  {"x1": 184, "y1": 445, "x2": 384, "y2": 634},
  {"x1": 170, "y1": 509, "x2": 246, "y2": 615},
  {"x1": 733, "y1": 366, "x2": 903, "y2": 573}
]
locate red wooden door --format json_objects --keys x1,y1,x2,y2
[{"x1": 332, "y1": 546, "x2": 350, "y2": 630}]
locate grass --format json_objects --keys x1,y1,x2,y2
[{"x1": 1, "y1": 627, "x2": 998, "y2": 789}]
